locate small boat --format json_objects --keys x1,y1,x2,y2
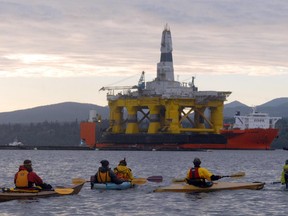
[
  {"x1": 154, "y1": 182, "x2": 265, "y2": 193},
  {"x1": 8, "y1": 137, "x2": 24, "y2": 147},
  {"x1": 0, "y1": 183, "x2": 84, "y2": 202},
  {"x1": 91, "y1": 181, "x2": 134, "y2": 190}
]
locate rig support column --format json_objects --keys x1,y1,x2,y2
[
  {"x1": 210, "y1": 105, "x2": 224, "y2": 134},
  {"x1": 110, "y1": 105, "x2": 123, "y2": 133},
  {"x1": 148, "y1": 105, "x2": 161, "y2": 134},
  {"x1": 125, "y1": 106, "x2": 139, "y2": 134},
  {"x1": 165, "y1": 101, "x2": 180, "y2": 133}
]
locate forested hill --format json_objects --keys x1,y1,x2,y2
[
  {"x1": 0, "y1": 102, "x2": 109, "y2": 124},
  {"x1": 0, "y1": 97, "x2": 288, "y2": 124}
]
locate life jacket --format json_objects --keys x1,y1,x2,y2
[
  {"x1": 188, "y1": 167, "x2": 205, "y2": 183},
  {"x1": 284, "y1": 166, "x2": 288, "y2": 174},
  {"x1": 96, "y1": 170, "x2": 112, "y2": 183},
  {"x1": 189, "y1": 167, "x2": 201, "y2": 179},
  {"x1": 114, "y1": 166, "x2": 131, "y2": 180},
  {"x1": 187, "y1": 167, "x2": 207, "y2": 187},
  {"x1": 15, "y1": 170, "x2": 29, "y2": 188}
]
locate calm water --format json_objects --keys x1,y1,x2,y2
[{"x1": 1, "y1": 149, "x2": 288, "y2": 216}]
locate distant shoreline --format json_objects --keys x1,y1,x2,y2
[{"x1": 0, "y1": 145, "x2": 93, "y2": 150}]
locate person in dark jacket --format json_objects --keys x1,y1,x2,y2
[
  {"x1": 14, "y1": 159, "x2": 52, "y2": 190},
  {"x1": 92, "y1": 160, "x2": 125, "y2": 185},
  {"x1": 186, "y1": 157, "x2": 222, "y2": 188},
  {"x1": 281, "y1": 159, "x2": 288, "y2": 189}
]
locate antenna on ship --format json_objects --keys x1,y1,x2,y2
[{"x1": 189, "y1": 76, "x2": 198, "y2": 91}]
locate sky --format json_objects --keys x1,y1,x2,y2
[{"x1": 1, "y1": 0, "x2": 288, "y2": 112}]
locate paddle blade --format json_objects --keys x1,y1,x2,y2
[
  {"x1": 147, "y1": 176, "x2": 163, "y2": 182},
  {"x1": 72, "y1": 178, "x2": 87, "y2": 185},
  {"x1": 132, "y1": 178, "x2": 147, "y2": 185},
  {"x1": 172, "y1": 178, "x2": 185, "y2": 183},
  {"x1": 229, "y1": 172, "x2": 245, "y2": 178},
  {"x1": 54, "y1": 188, "x2": 74, "y2": 195}
]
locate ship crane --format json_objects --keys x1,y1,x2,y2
[{"x1": 99, "y1": 71, "x2": 145, "y2": 94}]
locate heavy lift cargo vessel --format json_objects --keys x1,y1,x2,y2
[{"x1": 80, "y1": 25, "x2": 280, "y2": 150}]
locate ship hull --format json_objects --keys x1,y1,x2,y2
[
  {"x1": 95, "y1": 129, "x2": 279, "y2": 150},
  {"x1": 80, "y1": 122, "x2": 279, "y2": 150},
  {"x1": 97, "y1": 133, "x2": 227, "y2": 151},
  {"x1": 220, "y1": 128, "x2": 279, "y2": 150}
]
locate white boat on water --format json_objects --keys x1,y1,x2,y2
[{"x1": 8, "y1": 138, "x2": 24, "y2": 146}]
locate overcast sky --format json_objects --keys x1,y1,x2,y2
[{"x1": 1, "y1": 0, "x2": 287, "y2": 112}]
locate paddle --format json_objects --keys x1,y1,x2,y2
[
  {"x1": 131, "y1": 178, "x2": 147, "y2": 185},
  {"x1": 172, "y1": 172, "x2": 245, "y2": 183},
  {"x1": 54, "y1": 188, "x2": 74, "y2": 195},
  {"x1": 72, "y1": 177, "x2": 146, "y2": 185},
  {"x1": 72, "y1": 175, "x2": 163, "y2": 185},
  {"x1": 147, "y1": 176, "x2": 163, "y2": 182},
  {"x1": 271, "y1": 181, "x2": 281, "y2": 184},
  {"x1": 221, "y1": 171, "x2": 245, "y2": 178},
  {"x1": 132, "y1": 176, "x2": 163, "y2": 184},
  {"x1": 72, "y1": 178, "x2": 89, "y2": 185},
  {"x1": 1, "y1": 187, "x2": 74, "y2": 195}
]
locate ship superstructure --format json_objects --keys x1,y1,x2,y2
[
  {"x1": 233, "y1": 108, "x2": 281, "y2": 130},
  {"x1": 220, "y1": 108, "x2": 281, "y2": 150}
]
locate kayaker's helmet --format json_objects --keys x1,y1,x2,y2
[
  {"x1": 119, "y1": 158, "x2": 127, "y2": 166},
  {"x1": 100, "y1": 160, "x2": 109, "y2": 167},
  {"x1": 285, "y1": 160, "x2": 288, "y2": 165},
  {"x1": 193, "y1": 158, "x2": 201, "y2": 166}
]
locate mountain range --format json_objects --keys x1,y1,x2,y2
[{"x1": 1, "y1": 97, "x2": 288, "y2": 124}]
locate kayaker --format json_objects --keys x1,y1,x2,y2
[
  {"x1": 92, "y1": 160, "x2": 125, "y2": 185},
  {"x1": 14, "y1": 159, "x2": 53, "y2": 190},
  {"x1": 281, "y1": 159, "x2": 288, "y2": 189},
  {"x1": 185, "y1": 157, "x2": 222, "y2": 187},
  {"x1": 113, "y1": 158, "x2": 134, "y2": 181}
]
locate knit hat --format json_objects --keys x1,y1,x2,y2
[
  {"x1": 23, "y1": 160, "x2": 32, "y2": 166},
  {"x1": 193, "y1": 158, "x2": 201, "y2": 166},
  {"x1": 119, "y1": 158, "x2": 127, "y2": 166},
  {"x1": 100, "y1": 160, "x2": 109, "y2": 167}
]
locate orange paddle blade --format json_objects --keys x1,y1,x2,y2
[
  {"x1": 131, "y1": 178, "x2": 147, "y2": 185},
  {"x1": 72, "y1": 178, "x2": 88, "y2": 185},
  {"x1": 54, "y1": 188, "x2": 74, "y2": 195}
]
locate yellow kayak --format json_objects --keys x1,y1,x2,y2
[{"x1": 154, "y1": 182, "x2": 265, "y2": 193}]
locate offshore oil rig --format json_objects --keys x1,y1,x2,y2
[{"x1": 80, "y1": 25, "x2": 231, "y2": 150}]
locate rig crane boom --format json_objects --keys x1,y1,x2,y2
[{"x1": 99, "y1": 71, "x2": 145, "y2": 92}]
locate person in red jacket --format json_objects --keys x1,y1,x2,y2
[
  {"x1": 14, "y1": 159, "x2": 52, "y2": 190},
  {"x1": 186, "y1": 158, "x2": 222, "y2": 188}
]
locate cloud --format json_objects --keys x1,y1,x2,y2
[{"x1": 0, "y1": 0, "x2": 288, "y2": 79}]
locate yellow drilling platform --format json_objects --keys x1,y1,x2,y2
[{"x1": 81, "y1": 25, "x2": 231, "y2": 150}]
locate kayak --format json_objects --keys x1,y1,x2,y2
[
  {"x1": 91, "y1": 181, "x2": 134, "y2": 190},
  {"x1": 0, "y1": 183, "x2": 84, "y2": 202},
  {"x1": 154, "y1": 182, "x2": 265, "y2": 193}
]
